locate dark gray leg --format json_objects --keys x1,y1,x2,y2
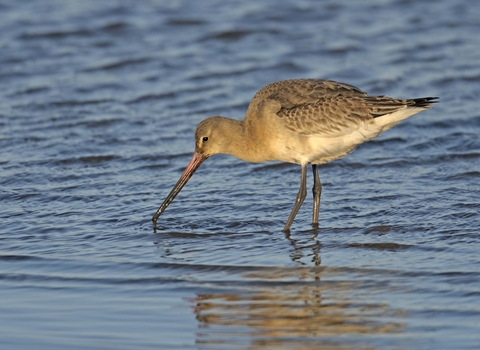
[
  {"x1": 283, "y1": 164, "x2": 308, "y2": 232},
  {"x1": 311, "y1": 164, "x2": 322, "y2": 227}
]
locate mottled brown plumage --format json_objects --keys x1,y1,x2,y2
[{"x1": 153, "y1": 79, "x2": 438, "y2": 231}]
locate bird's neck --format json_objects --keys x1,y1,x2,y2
[{"x1": 218, "y1": 119, "x2": 270, "y2": 163}]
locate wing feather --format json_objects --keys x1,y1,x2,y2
[{"x1": 245, "y1": 79, "x2": 435, "y2": 137}]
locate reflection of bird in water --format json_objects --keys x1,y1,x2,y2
[
  {"x1": 193, "y1": 267, "x2": 404, "y2": 348},
  {"x1": 153, "y1": 79, "x2": 437, "y2": 231},
  {"x1": 284, "y1": 230, "x2": 322, "y2": 267}
]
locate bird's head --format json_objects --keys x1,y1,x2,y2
[{"x1": 194, "y1": 116, "x2": 240, "y2": 158}]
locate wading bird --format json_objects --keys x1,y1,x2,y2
[{"x1": 152, "y1": 79, "x2": 437, "y2": 232}]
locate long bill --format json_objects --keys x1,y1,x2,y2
[{"x1": 152, "y1": 151, "x2": 207, "y2": 228}]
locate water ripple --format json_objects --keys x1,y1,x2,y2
[{"x1": 1, "y1": 0, "x2": 480, "y2": 349}]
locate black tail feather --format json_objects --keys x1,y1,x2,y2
[{"x1": 412, "y1": 96, "x2": 439, "y2": 108}]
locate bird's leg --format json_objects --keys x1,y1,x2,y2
[
  {"x1": 311, "y1": 164, "x2": 322, "y2": 228},
  {"x1": 283, "y1": 164, "x2": 307, "y2": 232}
]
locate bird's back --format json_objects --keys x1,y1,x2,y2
[
  {"x1": 245, "y1": 79, "x2": 366, "y2": 116},
  {"x1": 242, "y1": 79, "x2": 437, "y2": 164},
  {"x1": 245, "y1": 79, "x2": 437, "y2": 137}
]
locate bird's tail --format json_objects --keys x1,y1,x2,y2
[{"x1": 410, "y1": 96, "x2": 439, "y2": 109}]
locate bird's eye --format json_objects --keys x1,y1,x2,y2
[{"x1": 202, "y1": 137, "x2": 209, "y2": 142}]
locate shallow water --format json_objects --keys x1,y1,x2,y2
[{"x1": 1, "y1": 0, "x2": 480, "y2": 349}]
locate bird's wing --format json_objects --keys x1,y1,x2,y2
[
  {"x1": 247, "y1": 79, "x2": 416, "y2": 137},
  {"x1": 247, "y1": 79, "x2": 364, "y2": 110}
]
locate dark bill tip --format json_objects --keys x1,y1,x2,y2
[{"x1": 152, "y1": 151, "x2": 207, "y2": 228}]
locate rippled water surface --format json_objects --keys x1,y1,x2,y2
[{"x1": 1, "y1": 0, "x2": 480, "y2": 349}]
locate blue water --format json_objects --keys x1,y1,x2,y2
[{"x1": 1, "y1": 0, "x2": 480, "y2": 349}]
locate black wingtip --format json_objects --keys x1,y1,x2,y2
[{"x1": 413, "y1": 96, "x2": 439, "y2": 108}]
